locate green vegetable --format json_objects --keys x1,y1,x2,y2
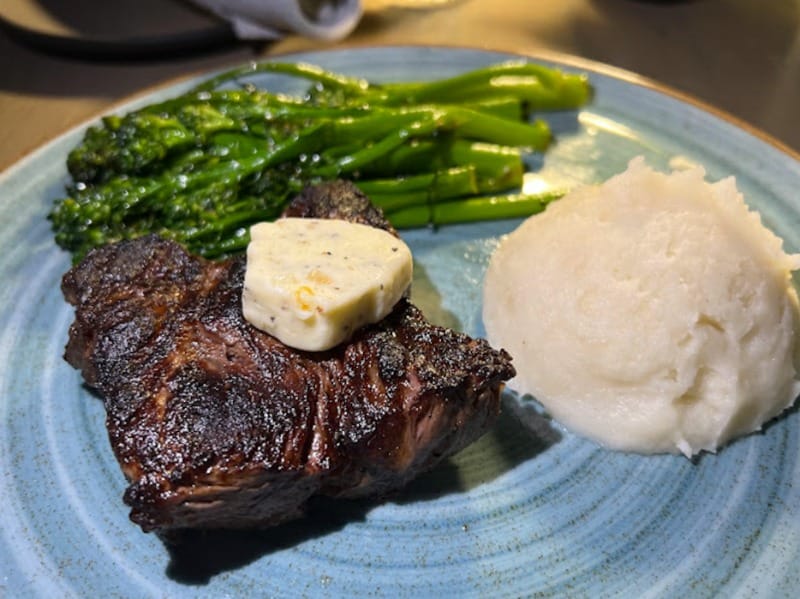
[
  {"x1": 385, "y1": 190, "x2": 565, "y2": 229},
  {"x1": 49, "y1": 60, "x2": 591, "y2": 261}
]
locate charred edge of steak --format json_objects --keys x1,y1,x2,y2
[
  {"x1": 62, "y1": 182, "x2": 515, "y2": 534},
  {"x1": 282, "y1": 180, "x2": 396, "y2": 235}
]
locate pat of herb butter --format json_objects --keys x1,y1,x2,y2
[{"x1": 242, "y1": 218, "x2": 413, "y2": 351}]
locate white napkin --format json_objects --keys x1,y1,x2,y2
[{"x1": 190, "y1": 0, "x2": 363, "y2": 41}]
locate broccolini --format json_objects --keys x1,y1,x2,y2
[{"x1": 49, "y1": 60, "x2": 591, "y2": 261}]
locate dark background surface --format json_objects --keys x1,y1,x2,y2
[{"x1": 1, "y1": 0, "x2": 798, "y2": 171}]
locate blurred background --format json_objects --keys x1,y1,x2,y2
[{"x1": 1, "y1": 0, "x2": 798, "y2": 171}]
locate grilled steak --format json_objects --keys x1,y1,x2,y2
[{"x1": 61, "y1": 181, "x2": 515, "y2": 534}]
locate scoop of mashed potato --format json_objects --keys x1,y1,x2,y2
[{"x1": 483, "y1": 157, "x2": 800, "y2": 456}]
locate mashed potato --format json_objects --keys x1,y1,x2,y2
[{"x1": 483, "y1": 157, "x2": 800, "y2": 456}]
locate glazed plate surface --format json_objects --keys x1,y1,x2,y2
[{"x1": 1, "y1": 46, "x2": 798, "y2": 598}]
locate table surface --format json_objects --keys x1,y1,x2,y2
[{"x1": 1, "y1": 0, "x2": 798, "y2": 173}]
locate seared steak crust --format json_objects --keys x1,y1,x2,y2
[
  {"x1": 281, "y1": 179, "x2": 394, "y2": 233},
  {"x1": 62, "y1": 183, "x2": 514, "y2": 533}
]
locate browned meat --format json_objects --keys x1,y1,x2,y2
[
  {"x1": 281, "y1": 179, "x2": 394, "y2": 232},
  {"x1": 61, "y1": 181, "x2": 515, "y2": 534}
]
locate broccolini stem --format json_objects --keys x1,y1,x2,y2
[
  {"x1": 356, "y1": 166, "x2": 477, "y2": 197},
  {"x1": 446, "y1": 140, "x2": 525, "y2": 192},
  {"x1": 386, "y1": 190, "x2": 565, "y2": 229},
  {"x1": 378, "y1": 61, "x2": 591, "y2": 109},
  {"x1": 192, "y1": 61, "x2": 370, "y2": 95},
  {"x1": 463, "y1": 96, "x2": 526, "y2": 120},
  {"x1": 181, "y1": 207, "x2": 281, "y2": 242},
  {"x1": 358, "y1": 166, "x2": 479, "y2": 212},
  {"x1": 313, "y1": 119, "x2": 440, "y2": 178}
]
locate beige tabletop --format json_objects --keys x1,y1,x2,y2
[{"x1": 1, "y1": 0, "x2": 798, "y2": 174}]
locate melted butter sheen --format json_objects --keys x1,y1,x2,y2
[{"x1": 243, "y1": 218, "x2": 413, "y2": 351}]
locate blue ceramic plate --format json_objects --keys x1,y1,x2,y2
[{"x1": 1, "y1": 47, "x2": 799, "y2": 598}]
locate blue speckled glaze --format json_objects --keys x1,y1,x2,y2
[{"x1": 1, "y1": 47, "x2": 799, "y2": 598}]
